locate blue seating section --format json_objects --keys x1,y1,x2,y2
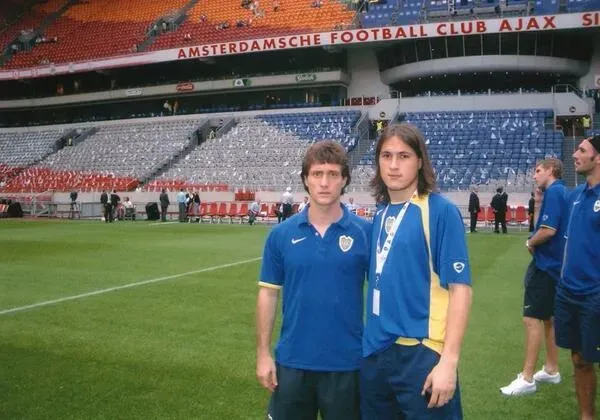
[
  {"x1": 567, "y1": 0, "x2": 600, "y2": 11},
  {"x1": 360, "y1": 0, "x2": 596, "y2": 27},
  {"x1": 360, "y1": 109, "x2": 563, "y2": 191},
  {"x1": 534, "y1": 0, "x2": 559, "y2": 13},
  {"x1": 260, "y1": 111, "x2": 361, "y2": 151}
]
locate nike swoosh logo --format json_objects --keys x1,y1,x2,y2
[
  {"x1": 291, "y1": 237, "x2": 306, "y2": 244},
  {"x1": 524, "y1": 305, "x2": 531, "y2": 309},
  {"x1": 573, "y1": 201, "x2": 580, "y2": 205}
]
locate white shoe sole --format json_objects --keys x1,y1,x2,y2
[{"x1": 534, "y1": 375, "x2": 561, "y2": 384}]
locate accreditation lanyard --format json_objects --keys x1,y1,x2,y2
[{"x1": 373, "y1": 192, "x2": 415, "y2": 316}]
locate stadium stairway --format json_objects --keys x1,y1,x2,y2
[
  {"x1": 136, "y1": 0, "x2": 201, "y2": 52},
  {"x1": 0, "y1": 0, "x2": 74, "y2": 66},
  {"x1": 138, "y1": 119, "x2": 209, "y2": 186}
]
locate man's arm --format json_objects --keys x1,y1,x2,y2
[
  {"x1": 422, "y1": 284, "x2": 472, "y2": 408},
  {"x1": 256, "y1": 286, "x2": 280, "y2": 392},
  {"x1": 527, "y1": 226, "x2": 556, "y2": 249}
]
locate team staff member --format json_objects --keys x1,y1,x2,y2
[
  {"x1": 528, "y1": 191, "x2": 535, "y2": 232},
  {"x1": 555, "y1": 135, "x2": 600, "y2": 420},
  {"x1": 468, "y1": 186, "x2": 480, "y2": 233},
  {"x1": 500, "y1": 158, "x2": 567, "y2": 396},
  {"x1": 361, "y1": 123, "x2": 472, "y2": 419},
  {"x1": 256, "y1": 141, "x2": 370, "y2": 420},
  {"x1": 491, "y1": 187, "x2": 508, "y2": 233}
]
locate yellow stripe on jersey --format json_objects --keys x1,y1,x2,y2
[
  {"x1": 395, "y1": 337, "x2": 444, "y2": 354},
  {"x1": 415, "y1": 194, "x2": 449, "y2": 353},
  {"x1": 258, "y1": 281, "x2": 282, "y2": 290}
]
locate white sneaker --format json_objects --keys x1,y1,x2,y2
[
  {"x1": 533, "y1": 367, "x2": 561, "y2": 384},
  {"x1": 500, "y1": 373, "x2": 537, "y2": 396}
]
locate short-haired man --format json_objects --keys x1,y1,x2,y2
[
  {"x1": 555, "y1": 135, "x2": 600, "y2": 420},
  {"x1": 361, "y1": 123, "x2": 472, "y2": 419},
  {"x1": 500, "y1": 158, "x2": 567, "y2": 396},
  {"x1": 468, "y1": 186, "x2": 480, "y2": 233},
  {"x1": 159, "y1": 189, "x2": 170, "y2": 222},
  {"x1": 256, "y1": 141, "x2": 370, "y2": 420},
  {"x1": 491, "y1": 186, "x2": 508, "y2": 233}
]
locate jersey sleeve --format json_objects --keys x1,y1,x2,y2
[
  {"x1": 433, "y1": 202, "x2": 472, "y2": 288},
  {"x1": 259, "y1": 229, "x2": 284, "y2": 289},
  {"x1": 538, "y1": 187, "x2": 564, "y2": 231}
]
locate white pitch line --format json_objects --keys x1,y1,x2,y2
[
  {"x1": 148, "y1": 221, "x2": 179, "y2": 226},
  {"x1": 0, "y1": 257, "x2": 262, "y2": 316}
]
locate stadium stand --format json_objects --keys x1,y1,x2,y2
[
  {"x1": 353, "y1": 109, "x2": 563, "y2": 192},
  {"x1": 155, "y1": 111, "x2": 362, "y2": 191},
  {"x1": 1, "y1": 0, "x2": 355, "y2": 67},
  {"x1": 0, "y1": 129, "x2": 65, "y2": 175},
  {"x1": 0, "y1": 119, "x2": 201, "y2": 192},
  {"x1": 39, "y1": 120, "x2": 199, "y2": 178},
  {"x1": 3, "y1": 0, "x2": 190, "y2": 68},
  {"x1": 148, "y1": 0, "x2": 355, "y2": 51},
  {"x1": 1, "y1": 167, "x2": 138, "y2": 193},
  {"x1": 361, "y1": 0, "x2": 598, "y2": 26},
  {"x1": 260, "y1": 110, "x2": 361, "y2": 151},
  {"x1": 0, "y1": 0, "x2": 67, "y2": 54}
]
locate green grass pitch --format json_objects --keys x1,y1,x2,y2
[{"x1": 0, "y1": 220, "x2": 581, "y2": 419}]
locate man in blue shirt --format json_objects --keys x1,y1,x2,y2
[
  {"x1": 361, "y1": 123, "x2": 472, "y2": 419},
  {"x1": 176, "y1": 189, "x2": 187, "y2": 222},
  {"x1": 500, "y1": 158, "x2": 567, "y2": 396},
  {"x1": 555, "y1": 135, "x2": 600, "y2": 420},
  {"x1": 256, "y1": 140, "x2": 370, "y2": 420}
]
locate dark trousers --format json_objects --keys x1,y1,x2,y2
[
  {"x1": 268, "y1": 364, "x2": 360, "y2": 420},
  {"x1": 528, "y1": 214, "x2": 534, "y2": 232},
  {"x1": 104, "y1": 203, "x2": 113, "y2": 222},
  {"x1": 161, "y1": 205, "x2": 168, "y2": 222},
  {"x1": 469, "y1": 212, "x2": 478, "y2": 232},
  {"x1": 494, "y1": 212, "x2": 507, "y2": 233},
  {"x1": 282, "y1": 203, "x2": 292, "y2": 221}
]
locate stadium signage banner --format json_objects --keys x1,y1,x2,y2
[
  {"x1": 125, "y1": 88, "x2": 143, "y2": 96},
  {"x1": 176, "y1": 81, "x2": 194, "y2": 92},
  {"x1": 0, "y1": 12, "x2": 598, "y2": 81},
  {"x1": 296, "y1": 73, "x2": 317, "y2": 82},
  {"x1": 233, "y1": 78, "x2": 251, "y2": 87}
]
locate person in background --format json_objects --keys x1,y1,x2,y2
[
  {"x1": 468, "y1": 186, "x2": 480, "y2": 233},
  {"x1": 528, "y1": 191, "x2": 535, "y2": 232},
  {"x1": 248, "y1": 199, "x2": 260, "y2": 226},
  {"x1": 491, "y1": 186, "x2": 508, "y2": 234},
  {"x1": 281, "y1": 187, "x2": 293, "y2": 221},
  {"x1": 159, "y1": 189, "x2": 170, "y2": 222},
  {"x1": 193, "y1": 192, "x2": 201, "y2": 223},
  {"x1": 176, "y1": 189, "x2": 187, "y2": 222},
  {"x1": 109, "y1": 189, "x2": 120, "y2": 222},
  {"x1": 500, "y1": 158, "x2": 567, "y2": 396},
  {"x1": 100, "y1": 190, "x2": 109, "y2": 223},
  {"x1": 298, "y1": 196, "x2": 309, "y2": 213},
  {"x1": 555, "y1": 135, "x2": 600, "y2": 420}
]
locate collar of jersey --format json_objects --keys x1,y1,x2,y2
[
  {"x1": 582, "y1": 181, "x2": 600, "y2": 195},
  {"x1": 296, "y1": 203, "x2": 350, "y2": 229}
]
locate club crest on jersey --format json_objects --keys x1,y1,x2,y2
[
  {"x1": 542, "y1": 214, "x2": 548, "y2": 221},
  {"x1": 594, "y1": 200, "x2": 600, "y2": 213},
  {"x1": 384, "y1": 216, "x2": 395, "y2": 234},
  {"x1": 339, "y1": 235, "x2": 354, "y2": 252},
  {"x1": 453, "y1": 262, "x2": 465, "y2": 274}
]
